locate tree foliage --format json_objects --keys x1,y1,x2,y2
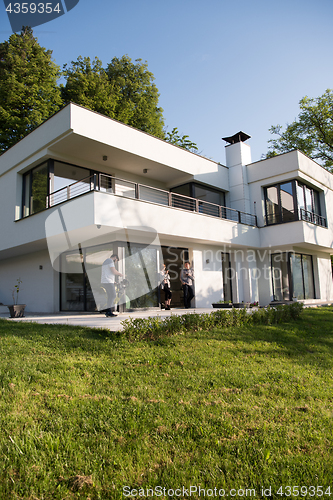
[
  {"x1": 165, "y1": 127, "x2": 198, "y2": 153},
  {"x1": 0, "y1": 27, "x2": 62, "y2": 153},
  {"x1": 105, "y1": 56, "x2": 165, "y2": 139},
  {"x1": 267, "y1": 89, "x2": 333, "y2": 171},
  {"x1": 0, "y1": 29, "x2": 198, "y2": 154},
  {"x1": 61, "y1": 56, "x2": 117, "y2": 117},
  {"x1": 60, "y1": 54, "x2": 198, "y2": 150}
]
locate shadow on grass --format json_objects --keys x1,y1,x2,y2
[
  {"x1": 197, "y1": 307, "x2": 333, "y2": 369},
  {"x1": 0, "y1": 318, "x2": 121, "y2": 349},
  {"x1": 0, "y1": 307, "x2": 332, "y2": 368}
]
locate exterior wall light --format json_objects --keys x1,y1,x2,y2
[
  {"x1": 143, "y1": 168, "x2": 148, "y2": 174},
  {"x1": 103, "y1": 155, "x2": 108, "y2": 161}
]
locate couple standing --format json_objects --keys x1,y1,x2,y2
[{"x1": 161, "y1": 261, "x2": 195, "y2": 310}]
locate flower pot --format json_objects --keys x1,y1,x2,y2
[
  {"x1": 212, "y1": 303, "x2": 232, "y2": 308},
  {"x1": 232, "y1": 303, "x2": 247, "y2": 308},
  {"x1": 8, "y1": 304, "x2": 26, "y2": 318}
]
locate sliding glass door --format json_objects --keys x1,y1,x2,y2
[
  {"x1": 271, "y1": 252, "x2": 315, "y2": 301},
  {"x1": 290, "y1": 253, "x2": 315, "y2": 299}
]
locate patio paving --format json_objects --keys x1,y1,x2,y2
[
  {"x1": 0, "y1": 308, "x2": 214, "y2": 332},
  {"x1": 0, "y1": 301, "x2": 331, "y2": 332}
]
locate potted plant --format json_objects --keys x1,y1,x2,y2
[
  {"x1": 212, "y1": 300, "x2": 233, "y2": 308},
  {"x1": 8, "y1": 278, "x2": 26, "y2": 318},
  {"x1": 232, "y1": 301, "x2": 250, "y2": 308}
]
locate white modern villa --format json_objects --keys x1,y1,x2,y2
[{"x1": 0, "y1": 103, "x2": 332, "y2": 313}]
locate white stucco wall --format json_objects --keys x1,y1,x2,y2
[
  {"x1": 314, "y1": 253, "x2": 333, "y2": 301},
  {"x1": 0, "y1": 250, "x2": 59, "y2": 312},
  {"x1": 192, "y1": 247, "x2": 224, "y2": 307}
]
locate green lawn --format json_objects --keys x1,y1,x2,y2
[{"x1": 0, "y1": 307, "x2": 332, "y2": 499}]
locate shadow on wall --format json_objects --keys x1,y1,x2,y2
[{"x1": 195, "y1": 285, "x2": 223, "y2": 308}]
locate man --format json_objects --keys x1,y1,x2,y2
[
  {"x1": 101, "y1": 254, "x2": 123, "y2": 317},
  {"x1": 180, "y1": 261, "x2": 195, "y2": 309}
]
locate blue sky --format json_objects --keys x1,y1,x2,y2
[{"x1": 1, "y1": 0, "x2": 333, "y2": 164}]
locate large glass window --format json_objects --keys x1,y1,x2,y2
[
  {"x1": 53, "y1": 161, "x2": 90, "y2": 193},
  {"x1": 296, "y1": 181, "x2": 322, "y2": 223},
  {"x1": 271, "y1": 253, "x2": 290, "y2": 301},
  {"x1": 60, "y1": 241, "x2": 162, "y2": 311},
  {"x1": 265, "y1": 186, "x2": 279, "y2": 225},
  {"x1": 171, "y1": 182, "x2": 225, "y2": 206},
  {"x1": 22, "y1": 160, "x2": 92, "y2": 216},
  {"x1": 50, "y1": 161, "x2": 91, "y2": 205},
  {"x1": 193, "y1": 184, "x2": 225, "y2": 206},
  {"x1": 171, "y1": 182, "x2": 226, "y2": 216},
  {"x1": 61, "y1": 244, "x2": 115, "y2": 312},
  {"x1": 23, "y1": 162, "x2": 48, "y2": 216},
  {"x1": 280, "y1": 182, "x2": 295, "y2": 222},
  {"x1": 290, "y1": 253, "x2": 315, "y2": 300},
  {"x1": 265, "y1": 180, "x2": 324, "y2": 226},
  {"x1": 301, "y1": 254, "x2": 315, "y2": 299},
  {"x1": 221, "y1": 252, "x2": 232, "y2": 302},
  {"x1": 123, "y1": 244, "x2": 160, "y2": 309},
  {"x1": 265, "y1": 182, "x2": 297, "y2": 224},
  {"x1": 271, "y1": 252, "x2": 315, "y2": 301},
  {"x1": 60, "y1": 250, "x2": 86, "y2": 311}
]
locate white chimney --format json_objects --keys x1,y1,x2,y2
[{"x1": 223, "y1": 132, "x2": 252, "y2": 215}]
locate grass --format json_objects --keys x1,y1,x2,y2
[{"x1": 0, "y1": 306, "x2": 332, "y2": 499}]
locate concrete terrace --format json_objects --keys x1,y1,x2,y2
[
  {"x1": 0, "y1": 300, "x2": 332, "y2": 332},
  {"x1": 0, "y1": 307, "x2": 214, "y2": 332}
]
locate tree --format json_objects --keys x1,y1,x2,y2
[
  {"x1": 0, "y1": 27, "x2": 62, "y2": 154},
  {"x1": 165, "y1": 127, "x2": 198, "y2": 153},
  {"x1": 0, "y1": 28, "x2": 198, "y2": 154},
  {"x1": 267, "y1": 89, "x2": 333, "y2": 171},
  {"x1": 105, "y1": 56, "x2": 165, "y2": 139},
  {"x1": 61, "y1": 56, "x2": 118, "y2": 117}
]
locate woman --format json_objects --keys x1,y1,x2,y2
[{"x1": 160, "y1": 264, "x2": 172, "y2": 310}]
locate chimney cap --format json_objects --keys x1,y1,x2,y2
[{"x1": 222, "y1": 131, "x2": 251, "y2": 144}]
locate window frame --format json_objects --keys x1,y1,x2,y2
[
  {"x1": 264, "y1": 179, "x2": 323, "y2": 226},
  {"x1": 22, "y1": 160, "x2": 51, "y2": 218},
  {"x1": 264, "y1": 181, "x2": 298, "y2": 225}
]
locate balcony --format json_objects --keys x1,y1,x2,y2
[
  {"x1": 299, "y1": 208, "x2": 327, "y2": 228},
  {"x1": 265, "y1": 209, "x2": 327, "y2": 228},
  {"x1": 47, "y1": 173, "x2": 258, "y2": 227}
]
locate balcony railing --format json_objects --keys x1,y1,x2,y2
[
  {"x1": 47, "y1": 173, "x2": 258, "y2": 227},
  {"x1": 299, "y1": 208, "x2": 327, "y2": 228},
  {"x1": 265, "y1": 208, "x2": 327, "y2": 228}
]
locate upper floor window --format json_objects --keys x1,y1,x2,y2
[
  {"x1": 171, "y1": 182, "x2": 226, "y2": 207},
  {"x1": 22, "y1": 160, "x2": 91, "y2": 217},
  {"x1": 265, "y1": 181, "x2": 296, "y2": 225},
  {"x1": 296, "y1": 181, "x2": 323, "y2": 225},
  {"x1": 264, "y1": 180, "x2": 325, "y2": 227},
  {"x1": 23, "y1": 162, "x2": 48, "y2": 217}
]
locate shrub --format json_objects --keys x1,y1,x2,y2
[{"x1": 120, "y1": 302, "x2": 304, "y2": 341}]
